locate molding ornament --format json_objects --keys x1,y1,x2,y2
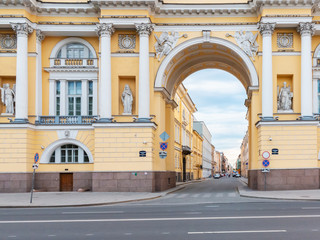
[
  {"x1": 154, "y1": 31, "x2": 188, "y2": 61},
  {"x1": 118, "y1": 34, "x2": 136, "y2": 49},
  {"x1": 96, "y1": 23, "x2": 115, "y2": 37},
  {"x1": 0, "y1": 34, "x2": 16, "y2": 49},
  {"x1": 277, "y1": 33, "x2": 293, "y2": 48},
  {"x1": 297, "y1": 22, "x2": 315, "y2": 36},
  {"x1": 36, "y1": 29, "x2": 45, "y2": 42},
  {"x1": 257, "y1": 23, "x2": 275, "y2": 36},
  {"x1": 11, "y1": 23, "x2": 33, "y2": 37},
  {"x1": 135, "y1": 23, "x2": 154, "y2": 37},
  {"x1": 226, "y1": 31, "x2": 259, "y2": 61}
]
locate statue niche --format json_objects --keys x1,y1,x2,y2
[
  {"x1": 0, "y1": 83, "x2": 15, "y2": 115},
  {"x1": 121, "y1": 84, "x2": 133, "y2": 115},
  {"x1": 277, "y1": 82, "x2": 293, "y2": 112}
]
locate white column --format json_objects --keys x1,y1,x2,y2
[
  {"x1": 60, "y1": 80, "x2": 67, "y2": 116},
  {"x1": 35, "y1": 30, "x2": 44, "y2": 120},
  {"x1": 81, "y1": 79, "x2": 88, "y2": 115},
  {"x1": 11, "y1": 23, "x2": 33, "y2": 123},
  {"x1": 93, "y1": 80, "x2": 98, "y2": 116},
  {"x1": 258, "y1": 23, "x2": 275, "y2": 120},
  {"x1": 136, "y1": 23, "x2": 153, "y2": 122},
  {"x1": 96, "y1": 23, "x2": 114, "y2": 122},
  {"x1": 313, "y1": 78, "x2": 318, "y2": 114},
  {"x1": 298, "y1": 22, "x2": 315, "y2": 119},
  {"x1": 49, "y1": 80, "x2": 55, "y2": 115}
]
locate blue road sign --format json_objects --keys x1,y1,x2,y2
[
  {"x1": 160, "y1": 131, "x2": 170, "y2": 142},
  {"x1": 34, "y1": 153, "x2": 39, "y2": 163},
  {"x1": 262, "y1": 159, "x2": 270, "y2": 167},
  {"x1": 160, "y1": 142, "x2": 168, "y2": 150}
]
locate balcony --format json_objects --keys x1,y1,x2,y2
[
  {"x1": 182, "y1": 145, "x2": 192, "y2": 155},
  {"x1": 50, "y1": 58, "x2": 97, "y2": 68},
  {"x1": 37, "y1": 116, "x2": 97, "y2": 125}
]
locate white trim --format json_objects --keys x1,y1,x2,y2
[
  {"x1": 154, "y1": 25, "x2": 258, "y2": 32},
  {"x1": 256, "y1": 121, "x2": 319, "y2": 128},
  {"x1": 111, "y1": 53, "x2": 155, "y2": 57},
  {"x1": 154, "y1": 37, "x2": 259, "y2": 96},
  {"x1": 260, "y1": 16, "x2": 312, "y2": 28},
  {"x1": 100, "y1": 17, "x2": 150, "y2": 28},
  {"x1": 0, "y1": 124, "x2": 94, "y2": 130},
  {"x1": 40, "y1": 138, "x2": 94, "y2": 164},
  {"x1": 93, "y1": 122, "x2": 157, "y2": 129},
  {"x1": 49, "y1": 37, "x2": 97, "y2": 60}
]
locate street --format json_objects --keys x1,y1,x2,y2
[{"x1": 1, "y1": 178, "x2": 320, "y2": 239}]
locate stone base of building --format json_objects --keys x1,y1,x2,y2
[
  {"x1": 248, "y1": 168, "x2": 320, "y2": 190},
  {"x1": 0, "y1": 173, "x2": 32, "y2": 193},
  {"x1": 0, "y1": 171, "x2": 176, "y2": 193}
]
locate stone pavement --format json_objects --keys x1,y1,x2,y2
[
  {"x1": 238, "y1": 177, "x2": 320, "y2": 201},
  {"x1": 1, "y1": 178, "x2": 320, "y2": 208}
]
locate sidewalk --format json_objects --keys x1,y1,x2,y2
[
  {"x1": 238, "y1": 177, "x2": 320, "y2": 201},
  {"x1": 0, "y1": 180, "x2": 196, "y2": 208}
]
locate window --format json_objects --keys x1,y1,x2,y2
[
  {"x1": 56, "y1": 81, "x2": 60, "y2": 116},
  {"x1": 68, "y1": 81, "x2": 82, "y2": 116},
  {"x1": 50, "y1": 144, "x2": 90, "y2": 163},
  {"x1": 57, "y1": 43, "x2": 93, "y2": 59},
  {"x1": 88, "y1": 81, "x2": 93, "y2": 116},
  {"x1": 175, "y1": 124, "x2": 180, "y2": 143},
  {"x1": 318, "y1": 80, "x2": 320, "y2": 113}
]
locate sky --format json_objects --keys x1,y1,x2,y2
[{"x1": 182, "y1": 69, "x2": 248, "y2": 166}]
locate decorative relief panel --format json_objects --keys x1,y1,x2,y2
[
  {"x1": 277, "y1": 33, "x2": 293, "y2": 49},
  {"x1": 0, "y1": 34, "x2": 17, "y2": 50},
  {"x1": 118, "y1": 34, "x2": 136, "y2": 49}
]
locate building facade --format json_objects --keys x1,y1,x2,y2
[
  {"x1": 1, "y1": 0, "x2": 320, "y2": 192},
  {"x1": 193, "y1": 121, "x2": 213, "y2": 178},
  {"x1": 240, "y1": 130, "x2": 249, "y2": 178}
]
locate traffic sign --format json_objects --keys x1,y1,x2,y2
[
  {"x1": 32, "y1": 163, "x2": 39, "y2": 170},
  {"x1": 262, "y1": 159, "x2": 270, "y2": 167},
  {"x1": 159, "y1": 151, "x2": 167, "y2": 159},
  {"x1": 160, "y1": 131, "x2": 170, "y2": 142},
  {"x1": 262, "y1": 151, "x2": 270, "y2": 159},
  {"x1": 34, "y1": 153, "x2": 39, "y2": 163},
  {"x1": 262, "y1": 168, "x2": 270, "y2": 173},
  {"x1": 160, "y1": 142, "x2": 168, "y2": 150}
]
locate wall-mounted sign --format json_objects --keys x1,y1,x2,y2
[
  {"x1": 262, "y1": 151, "x2": 270, "y2": 159},
  {"x1": 139, "y1": 151, "x2": 146, "y2": 157},
  {"x1": 160, "y1": 142, "x2": 168, "y2": 150},
  {"x1": 272, "y1": 148, "x2": 279, "y2": 155},
  {"x1": 159, "y1": 151, "x2": 167, "y2": 159}
]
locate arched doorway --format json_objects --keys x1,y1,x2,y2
[{"x1": 154, "y1": 37, "x2": 259, "y2": 187}]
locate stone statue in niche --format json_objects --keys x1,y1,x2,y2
[
  {"x1": 0, "y1": 83, "x2": 15, "y2": 115},
  {"x1": 121, "y1": 84, "x2": 133, "y2": 115},
  {"x1": 277, "y1": 82, "x2": 293, "y2": 111},
  {"x1": 226, "y1": 31, "x2": 259, "y2": 61},
  {"x1": 154, "y1": 32, "x2": 188, "y2": 61}
]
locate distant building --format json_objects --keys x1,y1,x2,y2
[
  {"x1": 240, "y1": 130, "x2": 249, "y2": 178},
  {"x1": 192, "y1": 129, "x2": 203, "y2": 180},
  {"x1": 193, "y1": 121, "x2": 213, "y2": 178}
]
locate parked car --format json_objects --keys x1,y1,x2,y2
[
  {"x1": 235, "y1": 173, "x2": 241, "y2": 178},
  {"x1": 213, "y1": 174, "x2": 220, "y2": 179}
]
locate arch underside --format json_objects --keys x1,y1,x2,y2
[{"x1": 155, "y1": 39, "x2": 258, "y2": 99}]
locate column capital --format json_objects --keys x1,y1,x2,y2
[
  {"x1": 36, "y1": 29, "x2": 45, "y2": 42},
  {"x1": 258, "y1": 23, "x2": 275, "y2": 36},
  {"x1": 297, "y1": 22, "x2": 315, "y2": 36},
  {"x1": 135, "y1": 23, "x2": 154, "y2": 37},
  {"x1": 96, "y1": 23, "x2": 115, "y2": 37},
  {"x1": 11, "y1": 23, "x2": 33, "y2": 37}
]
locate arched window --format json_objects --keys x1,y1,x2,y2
[
  {"x1": 56, "y1": 43, "x2": 94, "y2": 59},
  {"x1": 49, "y1": 144, "x2": 90, "y2": 163}
]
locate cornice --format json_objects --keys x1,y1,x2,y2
[
  {"x1": 0, "y1": 0, "x2": 318, "y2": 18},
  {"x1": 44, "y1": 67, "x2": 99, "y2": 73}
]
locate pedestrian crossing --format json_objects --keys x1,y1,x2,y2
[{"x1": 166, "y1": 192, "x2": 238, "y2": 199}]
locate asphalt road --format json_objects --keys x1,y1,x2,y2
[{"x1": 1, "y1": 177, "x2": 320, "y2": 240}]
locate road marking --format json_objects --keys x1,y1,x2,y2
[
  {"x1": 192, "y1": 194, "x2": 200, "y2": 198},
  {"x1": 203, "y1": 193, "x2": 211, "y2": 198},
  {"x1": 216, "y1": 193, "x2": 223, "y2": 197},
  {"x1": 48, "y1": 235, "x2": 56, "y2": 237},
  {"x1": 161, "y1": 232, "x2": 170, "y2": 234},
  {"x1": 302, "y1": 207, "x2": 320, "y2": 210},
  {"x1": 188, "y1": 230, "x2": 287, "y2": 234},
  {"x1": 205, "y1": 205, "x2": 220, "y2": 208},
  {"x1": 86, "y1": 234, "x2": 94, "y2": 236},
  {"x1": 311, "y1": 229, "x2": 319, "y2": 232},
  {"x1": 1, "y1": 215, "x2": 320, "y2": 224},
  {"x1": 227, "y1": 193, "x2": 236, "y2": 197},
  {"x1": 124, "y1": 233, "x2": 132, "y2": 235},
  {"x1": 8, "y1": 236, "x2": 16, "y2": 238},
  {"x1": 184, "y1": 212, "x2": 202, "y2": 214},
  {"x1": 176, "y1": 194, "x2": 188, "y2": 198},
  {"x1": 62, "y1": 211, "x2": 124, "y2": 214}
]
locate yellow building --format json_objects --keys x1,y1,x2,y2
[
  {"x1": 240, "y1": 130, "x2": 249, "y2": 178},
  {"x1": 174, "y1": 84, "x2": 197, "y2": 182},
  {"x1": 1, "y1": 0, "x2": 320, "y2": 192},
  {"x1": 192, "y1": 130, "x2": 203, "y2": 180}
]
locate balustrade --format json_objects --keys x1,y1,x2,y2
[{"x1": 37, "y1": 115, "x2": 97, "y2": 125}]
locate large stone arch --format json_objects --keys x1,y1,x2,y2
[{"x1": 154, "y1": 37, "x2": 259, "y2": 98}]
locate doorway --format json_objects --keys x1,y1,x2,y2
[{"x1": 60, "y1": 173, "x2": 73, "y2": 191}]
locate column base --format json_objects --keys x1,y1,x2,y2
[
  {"x1": 135, "y1": 118, "x2": 152, "y2": 123},
  {"x1": 94, "y1": 118, "x2": 113, "y2": 123},
  {"x1": 260, "y1": 116, "x2": 276, "y2": 122},
  {"x1": 298, "y1": 116, "x2": 315, "y2": 120},
  {"x1": 13, "y1": 118, "x2": 29, "y2": 123}
]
